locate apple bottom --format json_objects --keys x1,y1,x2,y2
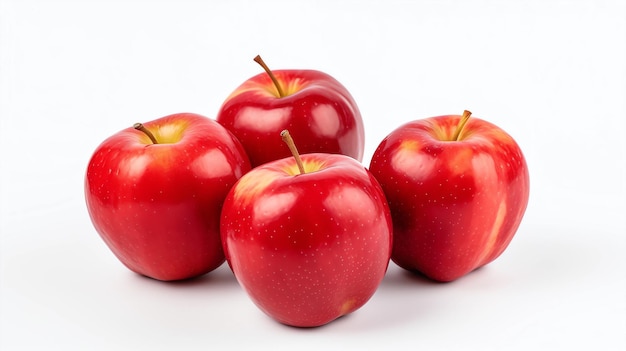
[
  {"x1": 231, "y1": 235, "x2": 390, "y2": 328},
  {"x1": 388, "y1": 172, "x2": 527, "y2": 282},
  {"x1": 94, "y1": 202, "x2": 226, "y2": 281}
]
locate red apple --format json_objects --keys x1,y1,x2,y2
[
  {"x1": 216, "y1": 55, "x2": 364, "y2": 167},
  {"x1": 369, "y1": 111, "x2": 529, "y2": 282},
  {"x1": 85, "y1": 113, "x2": 251, "y2": 281},
  {"x1": 220, "y1": 131, "x2": 392, "y2": 327}
]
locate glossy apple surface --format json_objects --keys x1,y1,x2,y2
[
  {"x1": 216, "y1": 64, "x2": 364, "y2": 167},
  {"x1": 369, "y1": 112, "x2": 529, "y2": 282},
  {"x1": 85, "y1": 113, "x2": 251, "y2": 281},
  {"x1": 220, "y1": 153, "x2": 392, "y2": 327}
]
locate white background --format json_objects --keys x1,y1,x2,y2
[{"x1": 1, "y1": 0, "x2": 625, "y2": 350}]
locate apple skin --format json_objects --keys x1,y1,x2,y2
[
  {"x1": 220, "y1": 153, "x2": 392, "y2": 327},
  {"x1": 216, "y1": 69, "x2": 364, "y2": 167},
  {"x1": 85, "y1": 113, "x2": 251, "y2": 281},
  {"x1": 369, "y1": 113, "x2": 529, "y2": 282}
]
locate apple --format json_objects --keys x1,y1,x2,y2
[
  {"x1": 369, "y1": 111, "x2": 530, "y2": 282},
  {"x1": 220, "y1": 130, "x2": 392, "y2": 327},
  {"x1": 216, "y1": 55, "x2": 364, "y2": 167},
  {"x1": 85, "y1": 112, "x2": 251, "y2": 281}
]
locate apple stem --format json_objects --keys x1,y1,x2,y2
[
  {"x1": 452, "y1": 110, "x2": 472, "y2": 141},
  {"x1": 254, "y1": 55, "x2": 286, "y2": 98},
  {"x1": 134, "y1": 123, "x2": 158, "y2": 144},
  {"x1": 281, "y1": 130, "x2": 305, "y2": 174}
]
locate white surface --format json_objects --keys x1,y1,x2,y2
[{"x1": 1, "y1": 0, "x2": 625, "y2": 350}]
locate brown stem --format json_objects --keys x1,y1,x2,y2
[
  {"x1": 254, "y1": 55, "x2": 286, "y2": 98},
  {"x1": 280, "y1": 130, "x2": 305, "y2": 174},
  {"x1": 452, "y1": 110, "x2": 472, "y2": 141},
  {"x1": 134, "y1": 123, "x2": 158, "y2": 144}
]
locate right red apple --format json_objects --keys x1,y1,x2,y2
[{"x1": 369, "y1": 110, "x2": 530, "y2": 282}]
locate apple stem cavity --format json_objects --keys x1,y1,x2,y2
[
  {"x1": 254, "y1": 55, "x2": 286, "y2": 98},
  {"x1": 452, "y1": 110, "x2": 472, "y2": 141},
  {"x1": 134, "y1": 123, "x2": 158, "y2": 144},
  {"x1": 281, "y1": 130, "x2": 306, "y2": 174}
]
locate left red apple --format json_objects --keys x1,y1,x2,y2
[{"x1": 84, "y1": 112, "x2": 251, "y2": 281}]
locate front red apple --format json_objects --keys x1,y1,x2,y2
[
  {"x1": 85, "y1": 113, "x2": 251, "y2": 281},
  {"x1": 220, "y1": 150, "x2": 392, "y2": 327},
  {"x1": 216, "y1": 56, "x2": 364, "y2": 167},
  {"x1": 369, "y1": 111, "x2": 529, "y2": 282}
]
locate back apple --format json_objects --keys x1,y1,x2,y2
[{"x1": 216, "y1": 55, "x2": 364, "y2": 167}]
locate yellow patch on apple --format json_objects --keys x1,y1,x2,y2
[
  {"x1": 282, "y1": 159, "x2": 327, "y2": 176},
  {"x1": 232, "y1": 169, "x2": 278, "y2": 204}
]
